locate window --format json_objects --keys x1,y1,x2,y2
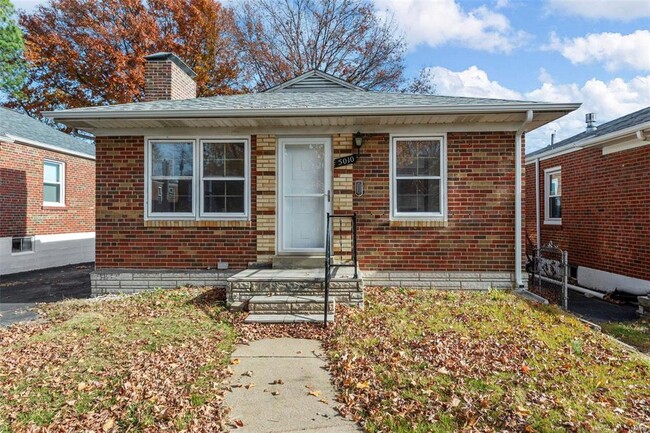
[
  {"x1": 544, "y1": 167, "x2": 562, "y2": 224},
  {"x1": 149, "y1": 141, "x2": 194, "y2": 216},
  {"x1": 391, "y1": 136, "x2": 446, "y2": 219},
  {"x1": 43, "y1": 161, "x2": 64, "y2": 206},
  {"x1": 146, "y1": 138, "x2": 249, "y2": 220},
  {"x1": 12, "y1": 236, "x2": 33, "y2": 254},
  {"x1": 201, "y1": 140, "x2": 247, "y2": 217}
]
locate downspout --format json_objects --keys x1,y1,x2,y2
[
  {"x1": 535, "y1": 158, "x2": 540, "y2": 250},
  {"x1": 515, "y1": 110, "x2": 534, "y2": 288}
]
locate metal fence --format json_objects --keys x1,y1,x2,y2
[{"x1": 527, "y1": 241, "x2": 569, "y2": 309}]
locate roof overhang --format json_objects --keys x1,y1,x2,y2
[
  {"x1": 44, "y1": 103, "x2": 580, "y2": 137},
  {"x1": 525, "y1": 120, "x2": 650, "y2": 163},
  {"x1": 0, "y1": 133, "x2": 95, "y2": 160}
]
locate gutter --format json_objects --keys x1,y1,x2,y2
[
  {"x1": 0, "y1": 134, "x2": 95, "y2": 160},
  {"x1": 515, "y1": 110, "x2": 534, "y2": 288},
  {"x1": 526, "y1": 120, "x2": 650, "y2": 163},
  {"x1": 535, "y1": 158, "x2": 540, "y2": 250},
  {"x1": 42, "y1": 102, "x2": 581, "y2": 121}
]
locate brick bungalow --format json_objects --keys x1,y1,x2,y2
[
  {"x1": 45, "y1": 53, "x2": 579, "y2": 307},
  {"x1": 526, "y1": 108, "x2": 650, "y2": 296},
  {"x1": 0, "y1": 107, "x2": 95, "y2": 275}
]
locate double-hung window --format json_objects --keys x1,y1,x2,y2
[
  {"x1": 544, "y1": 167, "x2": 562, "y2": 224},
  {"x1": 391, "y1": 136, "x2": 446, "y2": 219},
  {"x1": 43, "y1": 160, "x2": 64, "y2": 206},
  {"x1": 146, "y1": 138, "x2": 249, "y2": 220},
  {"x1": 201, "y1": 140, "x2": 247, "y2": 217}
]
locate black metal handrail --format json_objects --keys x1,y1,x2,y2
[{"x1": 324, "y1": 212, "x2": 358, "y2": 326}]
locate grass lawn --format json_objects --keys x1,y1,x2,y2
[
  {"x1": 0, "y1": 288, "x2": 235, "y2": 432},
  {"x1": 601, "y1": 318, "x2": 650, "y2": 354},
  {"x1": 326, "y1": 288, "x2": 650, "y2": 432},
  {"x1": 2, "y1": 287, "x2": 649, "y2": 432}
]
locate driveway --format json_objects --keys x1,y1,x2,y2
[{"x1": 0, "y1": 263, "x2": 92, "y2": 327}]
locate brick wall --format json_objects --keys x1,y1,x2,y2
[
  {"x1": 144, "y1": 60, "x2": 196, "y2": 102},
  {"x1": 0, "y1": 140, "x2": 95, "y2": 238},
  {"x1": 94, "y1": 136, "x2": 256, "y2": 269},
  {"x1": 526, "y1": 144, "x2": 650, "y2": 281},
  {"x1": 96, "y1": 131, "x2": 523, "y2": 274},
  {"x1": 353, "y1": 132, "x2": 518, "y2": 272}
]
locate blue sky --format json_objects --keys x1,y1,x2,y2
[{"x1": 12, "y1": 0, "x2": 650, "y2": 152}]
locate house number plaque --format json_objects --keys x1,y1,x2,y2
[{"x1": 334, "y1": 154, "x2": 358, "y2": 167}]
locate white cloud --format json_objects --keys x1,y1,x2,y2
[
  {"x1": 427, "y1": 66, "x2": 524, "y2": 99},
  {"x1": 546, "y1": 30, "x2": 650, "y2": 72},
  {"x1": 422, "y1": 66, "x2": 650, "y2": 152},
  {"x1": 375, "y1": 0, "x2": 529, "y2": 53},
  {"x1": 546, "y1": 0, "x2": 650, "y2": 21}
]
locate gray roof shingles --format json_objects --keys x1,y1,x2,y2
[
  {"x1": 0, "y1": 107, "x2": 95, "y2": 157},
  {"x1": 49, "y1": 91, "x2": 546, "y2": 115},
  {"x1": 527, "y1": 106, "x2": 650, "y2": 157}
]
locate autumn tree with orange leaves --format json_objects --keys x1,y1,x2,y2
[{"x1": 11, "y1": 0, "x2": 244, "y2": 117}]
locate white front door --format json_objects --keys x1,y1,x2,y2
[{"x1": 278, "y1": 137, "x2": 331, "y2": 253}]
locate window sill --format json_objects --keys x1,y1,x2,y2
[
  {"x1": 11, "y1": 251, "x2": 35, "y2": 256},
  {"x1": 544, "y1": 220, "x2": 562, "y2": 226},
  {"x1": 144, "y1": 219, "x2": 252, "y2": 228},
  {"x1": 390, "y1": 219, "x2": 448, "y2": 228}
]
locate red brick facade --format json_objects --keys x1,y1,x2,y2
[
  {"x1": 353, "y1": 132, "x2": 520, "y2": 271},
  {"x1": 144, "y1": 60, "x2": 196, "y2": 102},
  {"x1": 526, "y1": 144, "x2": 650, "y2": 281},
  {"x1": 95, "y1": 131, "x2": 523, "y2": 274},
  {"x1": 0, "y1": 140, "x2": 95, "y2": 238},
  {"x1": 94, "y1": 136, "x2": 257, "y2": 269}
]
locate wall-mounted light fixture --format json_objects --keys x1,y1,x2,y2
[{"x1": 354, "y1": 131, "x2": 363, "y2": 156}]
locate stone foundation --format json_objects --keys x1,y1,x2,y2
[
  {"x1": 91, "y1": 269, "x2": 237, "y2": 296},
  {"x1": 362, "y1": 271, "x2": 515, "y2": 290},
  {"x1": 91, "y1": 269, "x2": 515, "y2": 299}
]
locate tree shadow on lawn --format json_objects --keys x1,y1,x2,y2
[{"x1": 185, "y1": 286, "x2": 228, "y2": 319}]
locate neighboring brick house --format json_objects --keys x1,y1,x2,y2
[
  {"x1": 526, "y1": 108, "x2": 650, "y2": 295},
  {"x1": 0, "y1": 107, "x2": 95, "y2": 275},
  {"x1": 46, "y1": 53, "x2": 579, "y2": 299}
]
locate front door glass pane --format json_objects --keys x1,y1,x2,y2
[{"x1": 282, "y1": 143, "x2": 326, "y2": 250}]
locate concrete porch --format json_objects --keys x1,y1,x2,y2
[{"x1": 227, "y1": 267, "x2": 363, "y2": 323}]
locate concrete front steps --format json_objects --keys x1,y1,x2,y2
[
  {"x1": 227, "y1": 267, "x2": 363, "y2": 323},
  {"x1": 244, "y1": 295, "x2": 335, "y2": 323},
  {"x1": 227, "y1": 267, "x2": 363, "y2": 306}
]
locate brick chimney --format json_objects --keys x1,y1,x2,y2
[{"x1": 143, "y1": 52, "x2": 197, "y2": 102}]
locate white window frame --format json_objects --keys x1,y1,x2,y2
[
  {"x1": 145, "y1": 139, "x2": 196, "y2": 220},
  {"x1": 11, "y1": 236, "x2": 35, "y2": 255},
  {"x1": 144, "y1": 137, "x2": 250, "y2": 221},
  {"x1": 199, "y1": 139, "x2": 250, "y2": 220},
  {"x1": 390, "y1": 134, "x2": 447, "y2": 221},
  {"x1": 544, "y1": 166, "x2": 562, "y2": 225},
  {"x1": 43, "y1": 160, "x2": 65, "y2": 206}
]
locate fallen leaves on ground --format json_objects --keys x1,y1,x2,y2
[
  {"x1": 324, "y1": 288, "x2": 650, "y2": 432},
  {"x1": 0, "y1": 287, "x2": 235, "y2": 432}
]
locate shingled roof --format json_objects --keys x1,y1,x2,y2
[
  {"x1": 527, "y1": 106, "x2": 650, "y2": 158},
  {"x1": 0, "y1": 107, "x2": 95, "y2": 158}
]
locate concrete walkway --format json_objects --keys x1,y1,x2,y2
[{"x1": 225, "y1": 338, "x2": 360, "y2": 432}]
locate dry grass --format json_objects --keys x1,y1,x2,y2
[
  {"x1": 0, "y1": 288, "x2": 235, "y2": 432},
  {"x1": 326, "y1": 288, "x2": 650, "y2": 432}
]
